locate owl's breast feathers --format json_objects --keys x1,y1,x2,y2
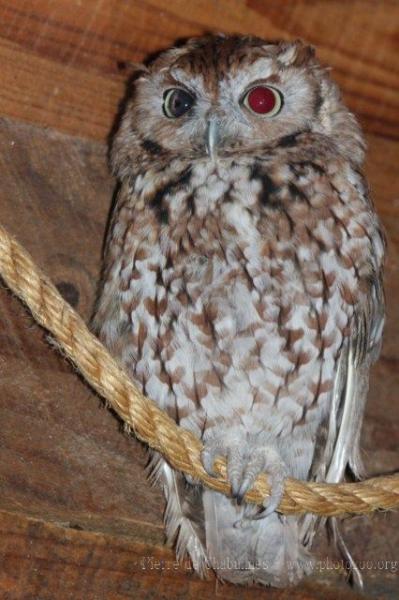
[{"x1": 95, "y1": 133, "x2": 384, "y2": 478}]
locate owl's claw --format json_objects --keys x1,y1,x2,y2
[
  {"x1": 201, "y1": 433, "x2": 287, "y2": 519},
  {"x1": 201, "y1": 438, "x2": 227, "y2": 477},
  {"x1": 202, "y1": 439, "x2": 247, "y2": 494},
  {"x1": 243, "y1": 447, "x2": 288, "y2": 518}
]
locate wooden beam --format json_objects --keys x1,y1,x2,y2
[{"x1": 0, "y1": 510, "x2": 369, "y2": 599}]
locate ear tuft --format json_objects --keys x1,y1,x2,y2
[{"x1": 278, "y1": 40, "x2": 315, "y2": 67}]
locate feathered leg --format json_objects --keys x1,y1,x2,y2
[
  {"x1": 202, "y1": 489, "x2": 313, "y2": 586},
  {"x1": 200, "y1": 428, "x2": 314, "y2": 586}
]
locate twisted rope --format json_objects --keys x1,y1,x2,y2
[{"x1": 0, "y1": 223, "x2": 398, "y2": 516}]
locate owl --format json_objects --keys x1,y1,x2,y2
[{"x1": 93, "y1": 35, "x2": 385, "y2": 587}]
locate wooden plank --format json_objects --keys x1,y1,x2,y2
[
  {"x1": 365, "y1": 134, "x2": 399, "y2": 219},
  {"x1": 0, "y1": 38, "x2": 121, "y2": 142},
  {"x1": 0, "y1": 510, "x2": 371, "y2": 600},
  {"x1": 0, "y1": 117, "x2": 165, "y2": 546},
  {"x1": 0, "y1": 0, "x2": 397, "y2": 141}
]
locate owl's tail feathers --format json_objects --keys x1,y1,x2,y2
[
  {"x1": 202, "y1": 488, "x2": 314, "y2": 587},
  {"x1": 148, "y1": 452, "x2": 210, "y2": 576}
]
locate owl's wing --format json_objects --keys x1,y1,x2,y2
[
  {"x1": 330, "y1": 224, "x2": 385, "y2": 480},
  {"x1": 325, "y1": 272, "x2": 384, "y2": 485},
  {"x1": 302, "y1": 243, "x2": 384, "y2": 586}
]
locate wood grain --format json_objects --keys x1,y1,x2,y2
[
  {"x1": 0, "y1": 0, "x2": 398, "y2": 141},
  {"x1": 0, "y1": 118, "x2": 165, "y2": 547},
  {"x1": 1, "y1": 510, "x2": 372, "y2": 600}
]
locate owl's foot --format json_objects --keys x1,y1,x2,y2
[{"x1": 201, "y1": 433, "x2": 287, "y2": 519}]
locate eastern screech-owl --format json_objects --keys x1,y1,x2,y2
[{"x1": 93, "y1": 35, "x2": 385, "y2": 587}]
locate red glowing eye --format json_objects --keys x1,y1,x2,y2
[{"x1": 243, "y1": 86, "x2": 282, "y2": 116}]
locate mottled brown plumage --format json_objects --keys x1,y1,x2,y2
[{"x1": 93, "y1": 35, "x2": 385, "y2": 587}]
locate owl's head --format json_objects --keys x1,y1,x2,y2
[{"x1": 112, "y1": 35, "x2": 364, "y2": 177}]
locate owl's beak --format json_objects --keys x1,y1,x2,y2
[{"x1": 205, "y1": 119, "x2": 220, "y2": 160}]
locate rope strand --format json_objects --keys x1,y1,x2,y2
[{"x1": 0, "y1": 223, "x2": 398, "y2": 516}]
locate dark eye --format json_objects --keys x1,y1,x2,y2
[
  {"x1": 163, "y1": 88, "x2": 195, "y2": 118},
  {"x1": 242, "y1": 86, "x2": 283, "y2": 116}
]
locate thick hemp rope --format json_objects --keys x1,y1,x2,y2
[{"x1": 0, "y1": 223, "x2": 398, "y2": 516}]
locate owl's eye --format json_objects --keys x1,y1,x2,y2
[
  {"x1": 163, "y1": 88, "x2": 195, "y2": 118},
  {"x1": 242, "y1": 86, "x2": 283, "y2": 116}
]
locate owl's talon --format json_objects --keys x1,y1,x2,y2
[
  {"x1": 249, "y1": 503, "x2": 276, "y2": 520},
  {"x1": 231, "y1": 445, "x2": 287, "y2": 516},
  {"x1": 201, "y1": 448, "x2": 219, "y2": 477},
  {"x1": 242, "y1": 502, "x2": 261, "y2": 520},
  {"x1": 227, "y1": 444, "x2": 246, "y2": 497},
  {"x1": 247, "y1": 452, "x2": 288, "y2": 519},
  {"x1": 235, "y1": 488, "x2": 246, "y2": 505},
  {"x1": 201, "y1": 437, "x2": 230, "y2": 477},
  {"x1": 201, "y1": 433, "x2": 287, "y2": 517}
]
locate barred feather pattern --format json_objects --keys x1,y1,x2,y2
[{"x1": 93, "y1": 36, "x2": 385, "y2": 587}]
